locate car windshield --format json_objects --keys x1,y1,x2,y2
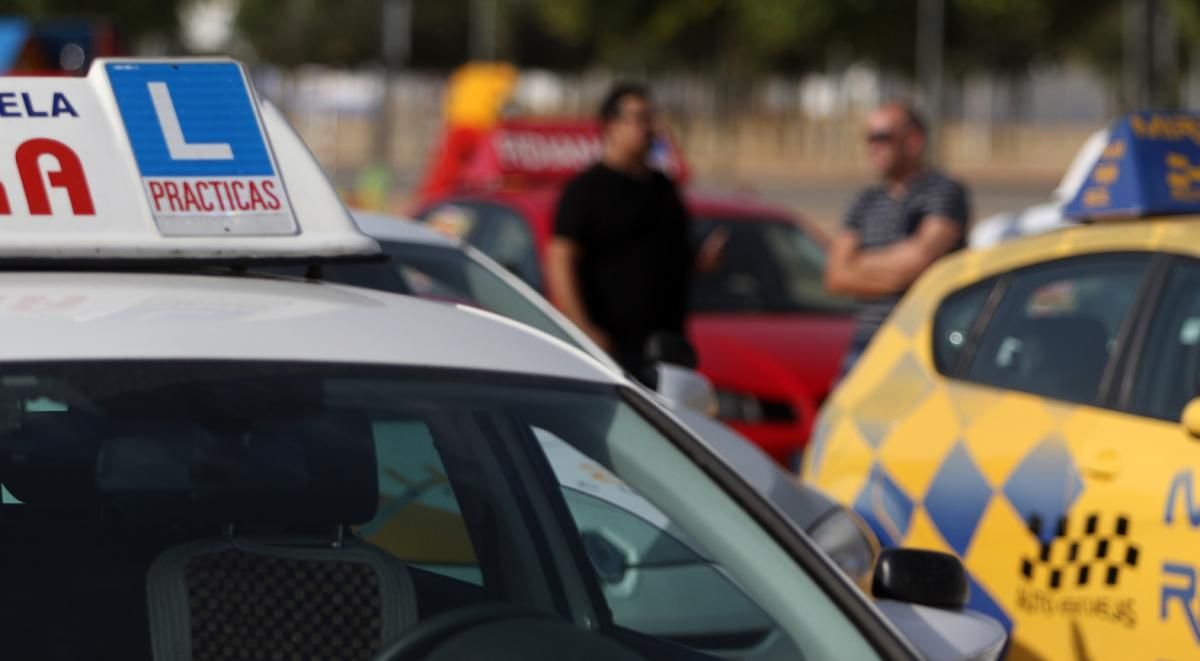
[
  {"x1": 0, "y1": 360, "x2": 874, "y2": 660},
  {"x1": 692, "y1": 218, "x2": 853, "y2": 314},
  {"x1": 422, "y1": 202, "x2": 544, "y2": 290},
  {"x1": 263, "y1": 241, "x2": 585, "y2": 351}
]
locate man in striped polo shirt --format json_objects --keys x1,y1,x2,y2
[{"x1": 825, "y1": 102, "x2": 971, "y2": 377}]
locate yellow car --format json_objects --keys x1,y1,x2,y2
[{"x1": 804, "y1": 112, "x2": 1200, "y2": 660}]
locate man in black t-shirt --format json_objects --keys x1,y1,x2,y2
[{"x1": 548, "y1": 83, "x2": 724, "y2": 376}]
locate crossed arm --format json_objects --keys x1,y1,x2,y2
[{"x1": 824, "y1": 216, "x2": 964, "y2": 298}]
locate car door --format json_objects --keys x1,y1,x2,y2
[
  {"x1": 1067, "y1": 255, "x2": 1200, "y2": 660},
  {"x1": 931, "y1": 253, "x2": 1155, "y2": 660}
]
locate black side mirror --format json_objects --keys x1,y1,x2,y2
[
  {"x1": 871, "y1": 548, "x2": 969, "y2": 609},
  {"x1": 644, "y1": 332, "x2": 698, "y2": 370}
]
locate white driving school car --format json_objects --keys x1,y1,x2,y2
[
  {"x1": 0, "y1": 58, "x2": 1003, "y2": 661},
  {"x1": 262, "y1": 211, "x2": 880, "y2": 587}
]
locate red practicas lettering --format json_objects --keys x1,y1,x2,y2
[
  {"x1": 164, "y1": 182, "x2": 182, "y2": 213},
  {"x1": 148, "y1": 181, "x2": 166, "y2": 212},
  {"x1": 262, "y1": 180, "x2": 281, "y2": 210},
  {"x1": 181, "y1": 181, "x2": 203, "y2": 212},
  {"x1": 230, "y1": 181, "x2": 250, "y2": 211},
  {"x1": 247, "y1": 180, "x2": 266, "y2": 210},
  {"x1": 193, "y1": 182, "x2": 215, "y2": 212},
  {"x1": 219, "y1": 181, "x2": 234, "y2": 212},
  {"x1": 205, "y1": 180, "x2": 225, "y2": 211}
]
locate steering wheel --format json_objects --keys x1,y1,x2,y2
[{"x1": 372, "y1": 603, "x2": 552, "y2": 661}]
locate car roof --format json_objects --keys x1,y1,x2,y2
[
  {"x1": 351, "y1": 210, "x2": 458, "y2": 247},
  {"x1": 419, "y1": 186, "x2": 560, "y2": 222},
  {"x1": 419, "y1": 184, "x2": 828, "y2": 240},
  {"x1": 0, "y1": 271, "x2": 620, "y2": 384},
  {"x1": 423, "y1": 185, "x2": 798, "y2": 222},
  {"x1": 909, "y1": 214, "x2": 1200, "y2": 309},
  {"x1": 685, "y1": 189, "x2": 794, "y2": 222}
]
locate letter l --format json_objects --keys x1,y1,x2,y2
[{"x1": 147, "y1": 82, "x2": 233, "y2": 160}]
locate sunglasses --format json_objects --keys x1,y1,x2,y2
[
  {"x1": 865, "y1": 131, "x2": 896, "y2": 145},
  {"x1": 617, "y1": 110, "x2": 655, "y2": 125}
]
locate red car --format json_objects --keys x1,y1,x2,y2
[{"x1": 414, "y1": 120, "x2": 854, "y2": 465}]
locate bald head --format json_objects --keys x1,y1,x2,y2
[{"x1": 864, "y1": 102, "x2": 927, "y2": 183}]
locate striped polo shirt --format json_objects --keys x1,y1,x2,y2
[{"x1": 843, "y1": 169, "x2": 970, "y2": 344}]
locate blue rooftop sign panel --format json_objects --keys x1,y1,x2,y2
[{"x1": 1064, "y1": 113, "x2": 1200, "y2": 220}]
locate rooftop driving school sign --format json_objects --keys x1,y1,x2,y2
[
  {"x1": 0, "y1": 58, "x2": 374, "y2": 261},
  {"x1": 1064, "y1": 112, "x2": 1200, "y2": 221},
  {"x1": 106, "y1": 61, "x2": 297, "y2": 236}
]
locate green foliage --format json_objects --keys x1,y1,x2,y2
[
  {"x1": 525, "y1": 0, "x2": 1195, "y2": 80},
  {"x1": 1171, "y1": 0, "x2": 1200, "y2": 43},
  {"x1": 228, "y1": 0, "x2": 1200, "y2": 80},
  {"x1": 522, "y1": 0, "x2": 836, "y2": 72},
  {"x1": 237, "y1": 0, "x2": 384, "y2": 67}
]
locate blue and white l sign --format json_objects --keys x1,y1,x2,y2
[
  {"x1": 146, "y1": 81, "x2": 235, "y2": 161},
  {"x1": 106, "y1": 61, "x2": 296, "y2": 236}
]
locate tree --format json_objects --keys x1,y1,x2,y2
[
  {"x1": 236, "y1": 0, "x2": 383, "y2": 67},
  {"x1": 231, "y1": 0, "x2": 1199, "y2": 99},
  {"x1": 523, "y1": 0, "x2": 839, "y2": 73},
  {"x1": 520, "y1": 0, "x2": 1134, "y2": 79}
]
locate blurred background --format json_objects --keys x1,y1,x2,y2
[{"x1": 4, "y1": 0, "x2": 1199, "y2": 230}]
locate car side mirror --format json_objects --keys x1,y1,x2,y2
[
  {"x1": 871, "y1": 548, "x2": 969, "y2": 610},
  {"x1": 1183, "y1": 398, "x2": 1200, "y2": 439},
  {"x1": 644, "y1": 332, "x2": 698, "y2": 370},
  {"x1": 654, "y1": 363, "x2": 718, "y2": 415}
]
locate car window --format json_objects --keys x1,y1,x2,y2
[
  {"x1": 421, "y1": 202, "x2": 543, "y2": 290},
  {"x1": 256, "y1": 260, "x2": 416, "y2": 295},
  {"x1": 0, "y1": 360, "x2": 877, "y2": 660},
  {"x1": 258, "y1": 242, "x2": 584, "y2": 351},
  {"x1": 359, "y1": 419, "x2": 482, "y2": 585},
  {"x1": 380, "y1": 242, "x2": 580, "y2": 349},
  {"x1": 932, "y1": 281, "x2": 995, "y2": 375},
  {"x1": 964, "y1": 255, "x2": 1151, "y2": 404},
  {"x1": 531, "y1": 427, "x2": 788, "y2": 656},
  {"x1": 692, "y1": 219, "x2": 852, "y2": 314},
  {"x1": 1130, "y1": 259, "x2": 1200, "y2": 421}
]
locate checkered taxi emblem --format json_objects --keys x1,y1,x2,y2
[{"x1": 1020, "y1": 512, "x2": 1140, "y2": 590}]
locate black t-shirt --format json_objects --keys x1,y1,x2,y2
[{"x1": 554, "y1": 163, "x2": 692, "y2": 362}]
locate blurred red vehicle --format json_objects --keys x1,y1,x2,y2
[{"x1": 413, "y1": 118, "x2": 854, "y2": 465}]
